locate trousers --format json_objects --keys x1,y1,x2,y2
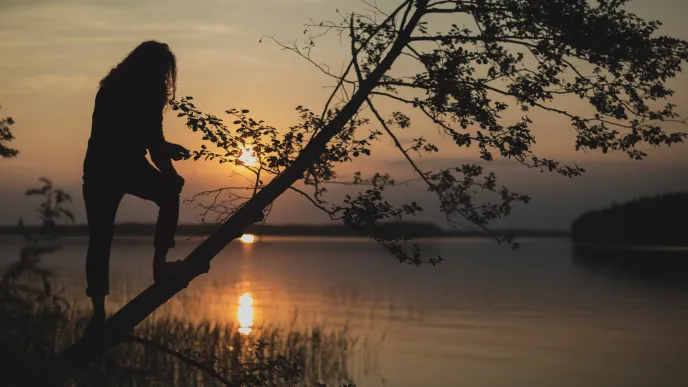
[{"x1": 83, "y1": 162, "x2": 181, "y2": 297}]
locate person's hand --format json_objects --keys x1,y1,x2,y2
[{"x1": 166, "y1": 142, "x2": 190, "y2": 161}]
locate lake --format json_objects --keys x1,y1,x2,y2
[{"x1": 1, "y1": 235, "x2": 687, "y2": 387}]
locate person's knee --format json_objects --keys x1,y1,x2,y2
[{"x1": 157, "y1": 191, "x2": 180, "y2": 209}]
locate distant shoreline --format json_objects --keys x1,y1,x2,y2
[{"x1": 0, "y1": 222, "x2": 570, "y2": 239}]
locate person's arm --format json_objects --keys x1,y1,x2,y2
[
  {"x1": 149, "y1": 128, "x2": 185, "y2": 192},
  {"x1": 165, "y1": 141, "x2": 191, "y2": 161},
  {"x1": 150, "y1": 137, "x2": 177, "y2": 176},
  {"x1": 142, "y1": 100, "x2": 178, "y2": 176}
]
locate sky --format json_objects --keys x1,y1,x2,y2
[{"x1": 1, "y1": 0, "x2": 687, "y2": 230}]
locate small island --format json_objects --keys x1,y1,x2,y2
[{"x1": 571, "y1": 192, "x2": 688, "y2": 247}]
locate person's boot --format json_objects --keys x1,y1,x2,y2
[
  {"x1": 85, "y1": 296, "x2": 106, "y2": 338},
  {"x1": 153, "y1": 246, "x2": 184, "y2": 283}
]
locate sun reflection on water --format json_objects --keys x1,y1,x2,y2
[{"x1": 237, "y1": 292, "x2": 254, "y2": 335}]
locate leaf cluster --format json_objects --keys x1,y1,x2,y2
[
  {"x1": 177, "y1": 0, "x2": 687, "y2": 264},
  {"x1": 1, "y1": 105, "x2": 18, "y2": 159}
]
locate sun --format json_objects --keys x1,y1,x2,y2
[
  {"x1": 240, "y1": 234, "x2": 257, "y2": 243},
  {"x1": 238, "y1": 146, "x2": 258, "y2": 167}
]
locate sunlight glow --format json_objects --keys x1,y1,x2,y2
[
  {"x1": 237, "y1": 292, "x2": 254, "y2": 335},
  {"x1": 238, "y1": 146, "x2": 258, "y2": 167},
  {"x1": 240, "y1": 234, "x2": 257, "y2": 243}
]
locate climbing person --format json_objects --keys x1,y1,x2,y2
[{"x1": 82, "y1": 41, "x2": 189, "y2": 329}]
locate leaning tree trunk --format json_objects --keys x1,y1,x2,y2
[{"x1": 38, "y1": 3, "x2": 426, "y2": 386}]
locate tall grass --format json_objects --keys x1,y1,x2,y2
[
  {"x1": 70, "y1": 313, "x2": 373, "y2": 387},
  {"x1": 2, "y1": 305, "x2": 379, "y2": 387}
]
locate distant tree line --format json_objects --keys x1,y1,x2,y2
[
  {"x1": 571, "y1": 192, "x2": 688, "y2": 246},
  {"x1": 0, "y1": 221, "x2": 570, "y2": 239}
]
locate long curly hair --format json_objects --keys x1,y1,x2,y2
[{"x1": 99, "y1": 41, "x2": 177, "y2": 110}]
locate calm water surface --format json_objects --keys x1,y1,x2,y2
[{"x1": 1, "y1": 236, "x2": 687, "y2": 387}]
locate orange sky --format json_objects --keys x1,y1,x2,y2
[{"x1": 1, "y1": 0, "x2": 687, "y2": 229}]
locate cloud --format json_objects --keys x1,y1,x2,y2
[
  {"x1": 185, "y1": 23, "x2": 240, "y2": 36},
  {"x1": 0, "y1": 1, "x2": 242, "y2": 49},
  {"x1": 13, "y1": 74, "x2": 94, "y2": 93}
]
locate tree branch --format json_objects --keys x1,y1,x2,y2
[
  {"x1": 288, "y1": 186, "x2": 340, "y2": 219},
  {"x1": 366, "y1": 97, "x2": 499, "y2": 239},
  {"x1": 318, "y1": 0, "x2": 413, "y2": 125}
]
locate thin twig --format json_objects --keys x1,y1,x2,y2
[
  {"x1": 319, "y1": 0, "x2": 413, "y2": 124},
  {"x1": 126, "y1": 335, "x2": 236, "y2": 387},
  {"x1": 288, "y1": 187, "x2": 340, "y2": 219},
  {"x1": 366, "y1": 96, "x2": 497, "y2": 238}
]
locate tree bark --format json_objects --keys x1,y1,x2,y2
[{"x1": 42, "y1": 3, "x2": 427, "y2": 386}]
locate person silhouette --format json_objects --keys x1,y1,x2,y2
[{"x1": 82, "y1": 41, "x2": 189, "y2": 329}]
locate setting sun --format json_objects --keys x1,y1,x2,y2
[
  {"x1": 240, "y1": 234, "x2": 257, "y2": 243},
  {"x1": 238, "y1": 146, "x2": 258, "y2": 167}
]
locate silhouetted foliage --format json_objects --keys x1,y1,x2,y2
[
  {"x1": 177, "y1": 0, "x2": 687, "y2": 264},
  {"x1": 1, "y1": 105, "x2": 18, "y2": 158},
  {"x1": 571, "y1": 192, "x2": 688, "y2": 246},
  {"x1": 1, "y1": 178, "x2": 74, "y2": 386}
]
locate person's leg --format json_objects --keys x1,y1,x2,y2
[
  {"x1": 83, "y1": 182, "x2": 123, "y2": 326},
  {"x1": 124, "y1": 163, "x2": 182, "y2": 281}
]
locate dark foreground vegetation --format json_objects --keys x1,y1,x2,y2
[{"x1": 2, "y1": 309, "x2": 368, "y2": 387}]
